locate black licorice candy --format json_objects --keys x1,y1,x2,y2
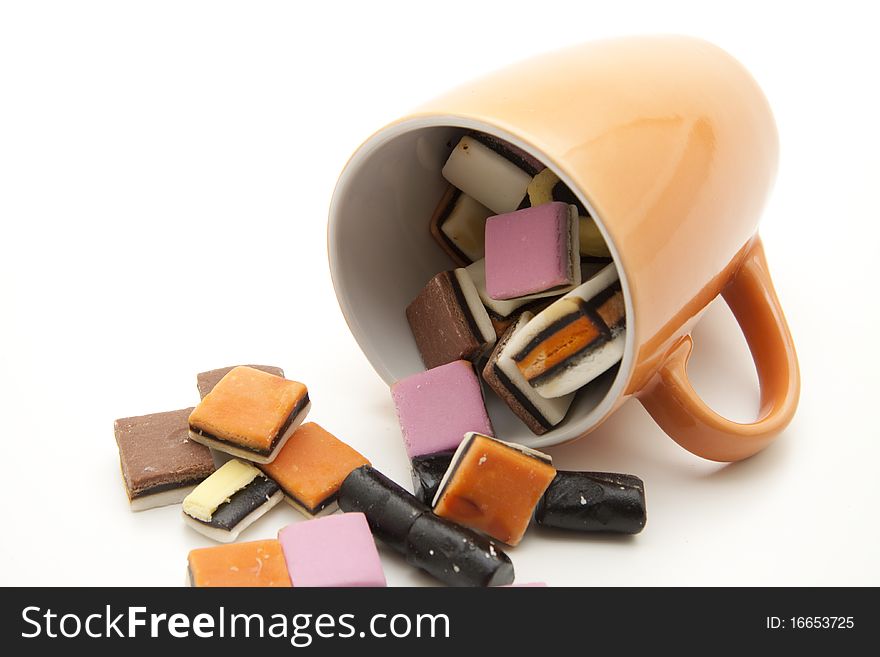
[
  {"x1": 535, "y1": 471, "x2": 646, "y2": 534},
  {"x1": 196, "y1": 476, "x2": 281, "y2": 532},
  {"x1": 410, "y1": 451, "x2": 454, "y2": 505},
  {"x1": 405, "y1": 513, "x2": 514, "y2": 587},
  {"x1": 338, "y1": 465, "x2": 515, "y2": 587},
  {"x1": 338, "y1": 465, "x2": 429, "y2": 554}
]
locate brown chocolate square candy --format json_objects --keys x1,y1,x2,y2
[
  {"x1": 197, "y1": 364, "x2": 284, "y2": 399},
  {"x1": 406, "y1": 269, "x2": 495, "y2": 370},
  {"x1": 114, "y1": 408, "x2": 216, "y2": 511}
]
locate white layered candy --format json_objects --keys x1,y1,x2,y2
[
  {"x1": 504, "y1": 264, "x2": 625, "y2": 399},
  {"x1": 442, "y1": 136, "x2": 532, "y2": 214},
  {"x1": 494, "y1": 312, "x2": 576, "y2": 427},
  {"x1": 544, "y1": 330, "x2": 624, "y2": 398},
  {"x1": 182, "y1": 459, "x2": 283, "y2": 543},
  {"x1": 182, "y1": 493, "x2": 283, "y2": 543},
  {"x1": 441, "y1": 193, "x2": 493, "y2": 262},
  {"x1": 453, "y1": 267, "x2": 497, "y2": 346},
  {"x1": 182, "y1": 459, "x2": 258, "y2": 522}
]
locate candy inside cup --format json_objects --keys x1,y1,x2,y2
[{"x1": 328, "y1": 118, "x2": 634, "y2": 449}]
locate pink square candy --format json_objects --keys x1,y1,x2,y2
[
  {"x1": 485, "y1": 202, "x2": 575, "y2": 300},
  {"x1": 503, "y1": 582, "x2": 548, "y2": 587},
  {"x1": 391, "y1": 360, "x2": 493, "y2": 458},
  {"x1": 278, "y1": 513, "x2": 386, "y2": 587}
]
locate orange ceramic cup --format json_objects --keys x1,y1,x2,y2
[{"x1": 328, "y1": 36, "x2": 799, "y2": 462}]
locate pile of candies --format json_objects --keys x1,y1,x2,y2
[
  {"x1": 413, "y1": 132, "x2": 625, "y2": 435},
  {"x1": 114, "y1": 363, "x2": 645, "y2": 587}
]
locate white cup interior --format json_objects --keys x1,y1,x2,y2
[{"x1": 328, "y1": 116, "x2": 635, "y2": 449}]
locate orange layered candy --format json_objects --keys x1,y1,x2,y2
[
  {"x1": 188, "y1": 366, "x2": 310, "y2": 463},
  {"x1": 433, "y1": 433, "x2": 556, "y2": 546},
  {"x1": 514, "y1": 308, "x2": 602, "y2": 384},
  {"x1": 187, "y1": 539, "x2": 292, "y2": 587},
  {"x1": 259, "y1": 422, "x2": 370, "y2": 516}
]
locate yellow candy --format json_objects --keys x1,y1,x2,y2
[
  {"x1": 183, "y1": 459, "x2": 261, "y2": 522},
  {"x1": 527, "y1": 168, "x2": 560, "y2": 206},
  {"x1": 580, "y1": 216, "x2": 611, "y2": 257},
  {"x1": 529, "y1": 168, "x2": 611, "y2": 257}
]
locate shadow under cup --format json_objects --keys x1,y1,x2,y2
[{"x1": 328, "y1": 118, "x2": 635, "y2": 449}]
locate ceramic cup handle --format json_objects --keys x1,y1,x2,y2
[{"x1": 639, "y1": 238, "x2": 800, "y2": 462}]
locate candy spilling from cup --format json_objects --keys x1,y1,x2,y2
[
  {"x1": 329, "y1": 36, "x2": 800, "y2": 462},
  {"x1": 114, "y1": 365, "x2": 646, "y2": 587},
  {"x1": 114, "y1": 36, "x2": 804, "y2": 588}
]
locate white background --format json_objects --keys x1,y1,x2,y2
[{"x1": 1, "y1": 1, "x2": 878, "y2": 586}]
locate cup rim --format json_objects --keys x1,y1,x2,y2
[{"x1": 328, "y1": 114, "x2": 636, "y2": 448}]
